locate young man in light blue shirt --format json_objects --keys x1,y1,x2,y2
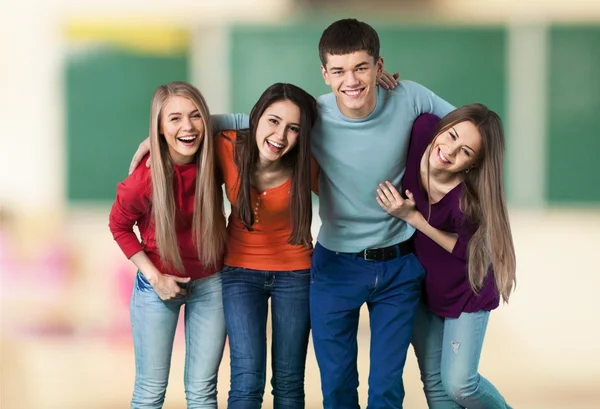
[{"x1": 308, "y1": 19, "x2": 453, "y2": 409}]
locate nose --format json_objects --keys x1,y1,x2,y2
[
  {"x1": 345, "y1": 71, "x2": 360, "y2": 86},
  {"x1": 274, "y1": 124, "x2": 287, "y2": 140},
  {"x1": 182, "y1": 116, "x2": 194, "y2": 130},
  {"x1": 447, "y1": 144, "x2": 460, "y2": 157}
]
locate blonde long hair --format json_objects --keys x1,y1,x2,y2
[
  {"x1": 149, "y1": 81, "x2": 226, "y2": 271},
  {"x1": 428, "y1": 104, "x2": 516, "y2": 302}
]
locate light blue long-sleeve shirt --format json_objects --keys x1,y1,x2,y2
[{"x1": 213, "y1": 80, "x2": 454, "y2": 252}]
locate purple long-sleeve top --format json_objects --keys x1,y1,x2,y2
[{"x1": 402, "y1": 114, "x2": 499, "y2": 318}]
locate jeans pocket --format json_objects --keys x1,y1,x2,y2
[
  {"x1": 135, "y1": 271, "x2": 154, "y2": 292},
  {"x1": 310, "y1": 243, "x2": 338, "y2": 281},
  {"x1": 288, "y1": 269, "x2": 311, "y2": 278},
  {"x1": 221, "y1": 265, "x2": 242, "y2": 275}
]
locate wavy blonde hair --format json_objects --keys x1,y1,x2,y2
[
  {"x1": 427, "y1": 104, "x2": 516, "y2": 302},
  {"x1": 149, "y1": 81, "x2": 226, "y2": 271}
]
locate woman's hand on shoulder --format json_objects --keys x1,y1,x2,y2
[
  {"x1": 377, "y1": 70, "x2": 400, "y2": 90},
  {"x1": 129, "y1": 137, "x2": 151, "y2": 175}
]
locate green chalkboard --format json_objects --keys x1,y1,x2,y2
[
  {"x1": 229, "y1": 23, "x2": 506, "y2": 120},
  {"x1": 547, "y1": 26, "x2": 600, "y2": 203},
  {"x1": 66, "y1": 48, "x2": 188, "y2": 201}
]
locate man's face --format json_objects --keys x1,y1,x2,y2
[{"x1": 321, "y1": 50, "x2": 383, "y2": 119}]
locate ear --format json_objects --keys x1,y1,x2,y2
[
  {"x1": 321, "y1": 65, "x2": 331, "y2": 86},
  {"x1": 376, "y1": 57, "x2": 384, "y2": 78}
]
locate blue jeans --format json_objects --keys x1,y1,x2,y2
[
  {"x1": 310, "y1": 242, "x2": 425, "y2": 409},
  {"x1": 221, "y1": 266, "x2": 311, "y2": 409},
  {"x1": 130, "y1": 272, "x2": 226, "y2": 409},
  {"x1": 412, "y1": 304, "x2": 512, "y2": 409}
]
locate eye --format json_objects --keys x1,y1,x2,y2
[
  {"x1": 332, "y1": 70, "x2": 342, "y2": 75},
  {"x1": 170, "y1": 117, "x2": 180, "y2": 122},
  {"x1": 462, "y1": 148, "x2": 471, "y2": 157},
  {"x1": 356, "y1": 67, "x2": 367, "y2": 72},
  {"x1": 289, "y1": 126, "x2": 300, "y2": 133},
  {"x1": 268, "y1": 118, "x2": 279, "y2": 125},
  {"x1": 449, "y1": 131, "x2": 457, "y2": 140},
  {"x1": 192, "y1": 113, "x2": 202, "y2": 119}
]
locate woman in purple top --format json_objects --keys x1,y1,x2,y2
[{"x1": 376, "y1": 104, "x2": 516, "y2": 409}]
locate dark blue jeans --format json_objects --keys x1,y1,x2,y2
[
  {"x1": 310, "y1": 242, "x2": 425, "y2": 409},
  {"x1": 221, "y1": 266, "x2": 311, "y2": 409}
]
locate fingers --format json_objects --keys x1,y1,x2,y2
[
  {"x1": 156, "y1": 275, "x2": 191, "y2": 300},
  {"x1": 379, "y1": 71, "x2": 399, "y2": 89},
  {"x1": 378, "y1": 182, "x2": 402, "y2": 205},
  {"x1": 129, "y1": 137, "x2": 152, "y2": 174},
  {"x1": 129, "y1": 155, "x2": 139, "y2": 175},
  {"x1": 377, "y1": 70, "x2": 399, "y2": 90},
  {"x1": 384, "y1": 181, "x2": 403, "y2": 202},
  {"x1": 377, "y1": 186, "x2": 390, "y2": 206},
  {"x1": 405, "y1": 189, "x2": 414, "y2": 201},
  {"x1": 169, "y1": 275, "x2": 191, "y2": 283}
]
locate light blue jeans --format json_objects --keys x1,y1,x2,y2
[
  {"x1": 130, "y1": 271, "x2": 227, "y2": 409},
  {"x1": 412, "y1": 304, "x2": 512, "y2": 409}
]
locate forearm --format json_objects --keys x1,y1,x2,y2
[
  {"x1": 130, "y1": 251, "x2": 162, "y2": 284},
  {"x1": 211, "y1": 113, "x2": 249, "y2": 133},
  {"x1": 410, "y1": 213, "x2": 458, "y2": 254}
]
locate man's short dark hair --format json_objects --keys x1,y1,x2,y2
[{"x1": 318, "y1": 18, "x2": 380, "y2": 66}]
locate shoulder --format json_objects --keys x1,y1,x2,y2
[
  {"x1": 396, "y1": 79, "x2": 430, "y2": 94},
  {"x1": 316, "y1": 92, "x2": 336, "y2": 112},
  {"x1": 409, "y1": 114, "x2": 440, "y2": 151},
  {"x1": 116, "y1": 157, "x2": 151, "y2": 202},
  {"x1": 215, "y1": 130, "x2": 238, "y2": 153},
  {"x1": 216, "y1": 130, "x2": 238, "y2": 144},
  {"x1": 413, "y1": 114, "x2": 441, "y2": 134}
]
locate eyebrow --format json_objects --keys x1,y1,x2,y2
[
  {"x1": 451, "y1": 127, "x2": 475, "y2": 153},
  {"x1": 267, "y1": 113, "x2": 300, "y2": 127},
  {"x1": 168, "y1": 109, "x2": 199, "y2": 117},
  {"x1": 329, "y1": 61, "x2": 370, "y2": 71}
]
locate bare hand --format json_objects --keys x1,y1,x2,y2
[
  {"x1": 377, "y1": 70, "x2": 400, "y2": 90},
  {"x1": 149, "y1": 273, "x2": 191, "y2": 301},
  {"x1": 129, "y1": 137, "x2": 151, "y2": 175},
  {"x1": 376, "y1": 181, "x2": 418, "y2": 222}
]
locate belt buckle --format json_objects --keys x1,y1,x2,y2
[{"x1": 363, "y1": 248, "x2": 378, "y2": 261}]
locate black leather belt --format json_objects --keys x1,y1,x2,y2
[{"x1": 357, "y1": 239, "x2": 415, "y2": 261}]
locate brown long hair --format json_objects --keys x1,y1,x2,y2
[
  {"x1": 149, "y1": 81, "x2": 226, "y2": 271},
  {"x1": 427, "y1": 104, "x2": 516, "y2": 302},
  {"x1": 234, "y1": 83, "x2": 318, "y2": 246}
]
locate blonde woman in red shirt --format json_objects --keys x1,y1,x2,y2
[{"x1": 109, "y1": 81, "x2": 227, "y2": 409}]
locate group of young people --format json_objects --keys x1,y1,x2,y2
[{"x1": 109, "y1": 18, "x2": 516, "y2": 409}]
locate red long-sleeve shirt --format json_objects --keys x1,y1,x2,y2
[{"x1": 108, "y1": 158, "x2": 222, "y2": 280}]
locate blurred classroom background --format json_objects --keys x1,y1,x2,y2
[{"x1": 1, "y1": 0, "x2": 599, "y2": 408}]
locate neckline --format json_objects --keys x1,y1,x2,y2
[{"x1": 252, "y1": 177, "x2": 291, "y2": 196}]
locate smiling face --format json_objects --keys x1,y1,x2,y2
[
  {"x1": 321, "y1": 50, "x2": 383, "y2": 119},
  {"x1": 254, "y1": 99, "x2": 301, "y2": 164},
  {"x1": 160, "y1": 96, "x2": 204, "y2": 165},
  {"x1": 429, "y1": 120, "x2": 483, "y2": 173}
]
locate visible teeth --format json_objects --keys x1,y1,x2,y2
[
  {"x1": 267, "y1": 140, "x2": 284, "y2": 148},
  {"x1": 439, "y1": 149, "x2": 449, "y2": 163},
  {"x1": 178, "y1": 136, "x2": 196, "y2": 142},
  {"x1": 344, "y1": 89, "x2": 362, "y2": 96}
]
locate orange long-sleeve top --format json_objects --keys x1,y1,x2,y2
[
  {"x1": 108, "y1": 157, "x2": 222, "y2": 280},
  {"x1": 215, "y1": 131, "x2": 318, "y2": 271}
]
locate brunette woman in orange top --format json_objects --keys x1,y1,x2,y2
[{"x1": 215, "y1": 83, "x2": 318, "y2": 409}]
